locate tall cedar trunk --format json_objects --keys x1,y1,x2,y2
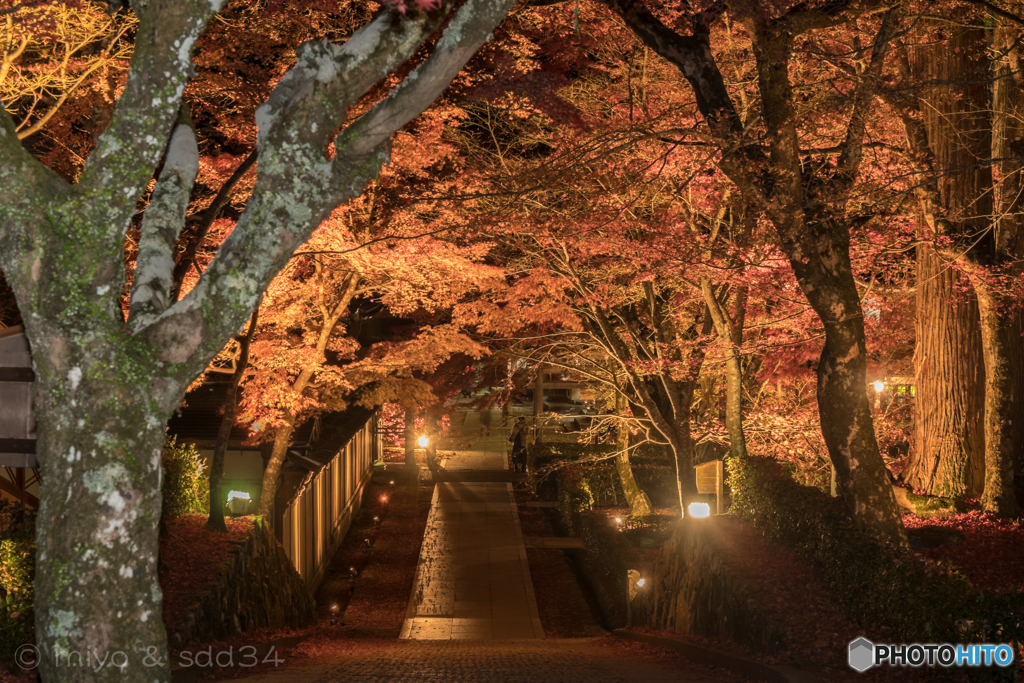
[
  {"x1": 614, "y1": 390, "x2": 652, "y2": 516},
  {"x1": 903, "y1": 246, "x2": 985, "y2": 496},
  {"x1": 34, "y1": 377, "x2": 170, "y2": 682},
  {"x1": 974, "y1": 280, "x2": 1020, "y2": 514},
  {"x1": 989, "y1": 17, "x2": 1024, "y2": 511},
  {"x1": 208, "y1": 301, "x2": 261, "y2": 531},
  {"x1": 904, "y1": 23, "x2": 989, "y2": 498},
  {"x1": 257, "y1": 420, "x2": 296, "y2": 518}
]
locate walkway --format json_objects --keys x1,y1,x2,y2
[
  {"x1": 400, "y1": 410, "x2": 544, "y2": 640},
  {"x1": 235, "y1": 639, "x2": 738, "y2": 682}
]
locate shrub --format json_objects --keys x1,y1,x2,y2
[
  {"x1": 162, "y1": 436, "x2": 210, "y2": 518},
  {"x1": 0, "y1": 500, "x2": 35, "y2": 666},
  {"x1": 728, "y1": 455, "x2": 977, "y2": 643},
  {"x1": 554, "y1": 466, "x2": 638, "y2": 629}
]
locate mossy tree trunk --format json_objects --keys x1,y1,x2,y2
[
  {"x1": 0, "y1": 0, "x2": 516, "y2": 677},
  {"x1": 614, "y1": 390, "x2": 651, "y2": 516}
]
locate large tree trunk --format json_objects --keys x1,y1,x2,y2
[
  {"x1": 783, "y1": 216, "x2": 908, "y2": 547},
  {"x1": 208, "y1": 300, "x2": 261, "y2": 532},
  {"x1": 989, "y1": 16, "x2": 1024, "y2": 511},
  {"x1": 34, "y1": 374, "x2": 171, "y2": 682},
  {"x1": 903, "y1": 21, "x2": 990, "y2": 498},
  {"x1": 903, "y1": 246, "x2": 985, "y2": 496},
  {"x1": 974, "y1": 280, "x2": 1020, "y2": 515},
  {"x1": 614, "y1": 390, "x2": 651, "y2": 516}
]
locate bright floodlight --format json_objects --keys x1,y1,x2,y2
[
  {"x1": 226, "y1": 490, "x2": 250, "y2": 502},
  {"x1": 688, "y1": 502, "x2": 711, "y2": 518},
  {"x1": 417, "y1": 435, "x2": 429, "y2": 448},
  {"x1": 873, "y1": 380, "x2": 884, "y2": 393}
]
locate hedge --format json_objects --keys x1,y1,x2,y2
[{"x1": 728, "y1": 455, "x2": 1024, "y2": 653}]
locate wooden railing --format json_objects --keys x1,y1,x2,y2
[{"x1": 280, "y1": 411, "x2": 380, "y2": 590}]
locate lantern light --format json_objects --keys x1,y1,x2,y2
[
  {"x1": 873, "y1": 380, "x2": 884, "y2": 393},
  {"x1": 417, "y1": 435, "x2": 429, "y2": 448},
  {"x1": 688, "y1": 502, "x2": 711, "y2": 518},
  {"x1": 637, "y1": 579, "x2": 645, "y2": 587}
]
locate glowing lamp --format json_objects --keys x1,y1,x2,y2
[
  {"x1": 417, "y1": 435, "x2": 429, "y2": 448},
  {"x1": 615, "y1": 518, "x2": 622, "y2": 524},
  {"x1": 637, "y1": 579, "x2": 645, "y2": 587},
  {"x1": 688, "y1": 502, "x2": 711, "y2": 518},
  {"x1": 872, "y1": 380, "x2": 884, "y2": 393},
  {"x1": 226, "y1": 490, "x2": 250, "y2": 515}
]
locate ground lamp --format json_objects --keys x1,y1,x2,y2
[
  {"x1": 362, "y1": 538, "x2": 371, "y2": 554},
  {"x1": 417, "y1": 435, "x2": 429, "y2": 448},
  {"x1": 330, "y1": 604, "x2": 339, "y2": 625},
  {"x1": 687, "y1": 502, "x2": 711, "y2": 518},
  {"x1": 226, "y1": 490, "x2": 250, "y2": 516},
  {"x1": 373, "y1": 515, "x2": 380, "y2": 529}
]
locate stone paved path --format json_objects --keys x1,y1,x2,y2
[
  {"x1": 401, "y1": 410, "x2": 542, "y2": 640},
  {"x1": 232, "y1": 639, "x2": 732, "y2": 682}
]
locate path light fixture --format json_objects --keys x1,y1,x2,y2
[
  {"x1": 389, "y1": 480, "x2": 395, "y2": 486},
  {"x1": 226, "y1": 490, "x2": 250, "y2": 516},
  {"x1": 381, "y1": 494, "x2": 389, "y2": 506},
  {"x1": 417, "y1": 435, "x2": 429, "y2": 448},
  {"x1": 373, "y1": 515, "x2": 380, "y2": 528},
  {"x1": 872, "y1": 380, "x2": 885, "y2": 393},
  {"x1": 330, "y1": 604, "x2": 339, "y2": 625},
  {"x1": 687, "y1": 502, "x2": 711, "y2": 518},
  {"x1": 362, "y1": 538, "x2": 370, "y2": 554}
]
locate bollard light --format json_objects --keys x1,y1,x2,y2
[
  {"x1": 381, "y1": 495, "x2": 389, "y2": 504},
  {"x1": 330, "y1": 604, "x2": 339, "y2": 625},
  {"x1": 687, "y1": 502, "x2": 711, "y2": 518},
  {"x1": 362, "y1": 538, "x2": 371, "y2": 554},
  {"x1": 373, "y1": 515, "x2": 380, "y2": 528},
  {"x1": 389, "y1": 480, "x2": 395, "y2": 486},
  {"x1": 417, "y1": 435, "x2": 429, "y2": 448}
]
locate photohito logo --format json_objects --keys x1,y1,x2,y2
[{"x1": 848, "y1": 637, "x2": 1016, "y2": 671}]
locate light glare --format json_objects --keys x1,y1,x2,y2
[
  {"x1": 688, "y1": 502, "x2": 711, "y2": 518},
  {"x1": 417, "y1": 435, "x2": 429, "y2": 448}
]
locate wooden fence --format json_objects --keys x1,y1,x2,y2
[{"x1": 280, "y1": 411, "x2": 380, "y2": 590}]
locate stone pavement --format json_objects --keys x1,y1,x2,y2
[
  {"x1": 401, "y1": 409, "x2": 543, "y2": 640},
  {"x1": 230, "y1": 638, "x2": 735, "y2": 682}
]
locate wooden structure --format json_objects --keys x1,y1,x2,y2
[
  {"x1": 0, "y1": 326, "x2": 37, "y2": 470},
  {"x1": 0, "y1": 326, "x2": 40, "y2": 507},
  {"x1": 695, "y1": 459, "x2": 726, "y2": 515},
  {"x1": 279, "y1": 410, "x2": 380, "y2": 590}
]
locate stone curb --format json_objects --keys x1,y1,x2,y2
[
  {"x1": 170, "y1": 635, "x2": 310, "y2": 683},
  {"x1": 611, "y1": 629, "x2": 819, "y2": 683}
]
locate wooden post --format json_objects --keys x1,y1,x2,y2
[
  {"x1": 715, "y1": 459, "x2": 724, "y2": 515},
  {"x1": 533, "y1": 364, "x2": 545, "y2": 444}
]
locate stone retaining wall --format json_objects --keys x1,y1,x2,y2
[
  {"x1": 170, "y1": 519, "x2": 316, "y2": 647},
  {"x1": 629, "y1": 518, "x2": 786, "y2": 654}
]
